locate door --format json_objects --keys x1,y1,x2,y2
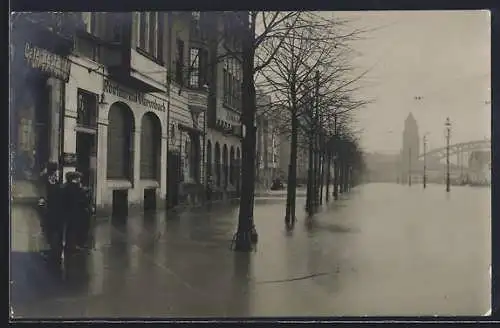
[
  {"x1": 167, "y1": 151, "x2": 181, "y2": 209},
  {"x1": 76, "y1": 131, "x2": 97, "y2": 203}
]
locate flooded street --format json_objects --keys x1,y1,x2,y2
[{"x1": 11, "y1": 183, "x2": 490, "y2": 317}]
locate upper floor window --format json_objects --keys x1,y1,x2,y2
[
  {"x1": 175, "y1": 38, "x2": 185, "y2": 85},
  {"x1": 81, "y1": 12, "x2": 102, "y2": 36},
  {"x1": 136, "y1": 12, "x2": 161, "y2": 59},
  {"x1": 223, "y1": 57, "x2": 242, "y2": 110},
  {"x1": 189, "y1": 47, "x2": 209, "y2": 89}
]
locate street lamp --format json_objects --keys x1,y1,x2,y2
[
  {"x1": 445, "y1": 117, "x2": 451, "y2": 192},
  {"x1": 423, "y1": 134, "x2": 428, "y2": 189}
]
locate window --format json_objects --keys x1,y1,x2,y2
[
  {"x1": 136, "y1": 12, "x2": 160, "y2": 58},
  {"x1": 81, "y1": 12, "x2": 101, "y2": 36},
  {"x1": 175, "y1": 38, "x2": 185, "y2": 85},
  {"x1": 223, "y1": 57, "x2": 241, "y2": 110},
  {"x1": 77, "y1": 90, "x2": 97, "y2": 128},
  {"x1": 189, "y1": 48, "x2": 200, "y2": 88}
]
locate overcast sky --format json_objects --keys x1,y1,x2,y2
[{"x1": 333, "y1": 10, "x2": 491, "y2": 154}]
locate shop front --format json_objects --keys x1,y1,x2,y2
[
  {"x1": 97, "y1": 79, "x2": 168, "y2": 216},
  {"x1": 11, "y1": 19, "x2": 72, "y2": 202}
]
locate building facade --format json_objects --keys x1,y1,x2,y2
[
  {"x1": 10, "y1": 13, "x2": 77, "y2": 202},
  {"x1": 400, "y1": 112, "x2": 420, "y2": 184},
  {"x1": 11, "y1": 12, "x2": 247, "y2": 214},
  {"x1": 204, "y1": 12, "x2": 245, "y2": 200},
  {"x1": 256, "y1": 91, "x2": 280, "y2": 189}
]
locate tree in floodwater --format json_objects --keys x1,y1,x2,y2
[
  {"x1": 258, "y1": 12, "x2": 371, "y2": 224},
  {"x1": 230, "y1": 11, "x2": 303, "y2": 252}
]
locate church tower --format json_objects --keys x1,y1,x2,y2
[{"x1": 400, "y1": 113, "x2": 420, "y2": 184}]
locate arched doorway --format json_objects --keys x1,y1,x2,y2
[
  {"x1": 140, "y1": 112, "x2": 162, "y2": 180},
  {"x1": 214, "y1": 142, "x2": 221, "y2": 187},
  {"x1": 229, "y1": 146, "x2": 235, "y2": 186},
  {"x1": 107, "y1": 102, "x2": 134, "y2": 180},
  {"x1": 206, "y1": 140, "x2": 212, "y2": 182},
  {"x1": 222, "y1": 144, "x2": 228, "y2": 189},
  {"x1": 236, "y1": 147, "x2": 241, "y2": 194}
]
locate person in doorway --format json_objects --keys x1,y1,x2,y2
[
  {"x1": 60, "y1": 171, "x2": 89, "y2": 255},
  {"x1": 39, "y1": 162, "x2": 62, "y2": 261}
]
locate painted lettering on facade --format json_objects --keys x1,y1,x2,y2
[
  {"x1": 24, "y1": 43, "x2": 71, "y2": 82},
  {"x1": 103, "y1": 80, "x2": 166, "y2": 112}
]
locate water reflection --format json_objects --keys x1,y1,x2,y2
[{"x1": 227, "y1": 252, "x2": 251, "y2": 316}]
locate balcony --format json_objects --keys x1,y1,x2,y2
[{"x1": 129, "y1": 48, "x2": 167, "y2": 93}]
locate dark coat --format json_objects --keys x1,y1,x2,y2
[{"x1": 60, "y1": 182, "x2": 89, "y2": 222}]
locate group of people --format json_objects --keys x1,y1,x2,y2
[{"x1": 39, "y1": 162, "x2": 95, "y2": 265}]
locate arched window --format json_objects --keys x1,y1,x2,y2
[
  {"x1": 107, "y1": 102, "x2": 134, "y2": 179},
  {"x1": 140, "y1": 112, "x2": 161, "y2": 180},
  {"x1": 214, "y1": 142, "x2": 221, "y2": 187},
  {"x1": 229, "y1": 146, "x2": 235, "y2": 185},
  {"x1": 236, "y1": 147, "x2": 241, "y2": 192},
  {"x1": 222, "y1": 144, "x2": 228, "y2": 188},
  {"x1": 206, "y1": 140, "x2": 212, "y2": 180}
]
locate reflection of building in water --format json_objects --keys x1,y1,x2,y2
[{"x1": 400, "y1": 113, "x2": 420, "y2": 184}]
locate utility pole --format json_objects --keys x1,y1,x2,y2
[
  {"x1": 445, "y1": 117, "x2": 451, "y2": 192},
  {"x1": 408, "y1": 147, "x2": 412, "y2": 186},
  {"x1": 423, "y1": 135, "x2": 427, "y2": 189}
]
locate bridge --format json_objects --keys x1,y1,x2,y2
[
  {"x1": 413, "y1": 138, "x2": 491, "y2": 185},
  {"x1": 417, "y1": 139, "x2": 491, "y2": 161}
]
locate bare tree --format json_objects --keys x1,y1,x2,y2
[
  {"x1": 257, "y1": 14, "x2": 371, "y2": 222},
  {"x1": 230, "y1": 11, "x2": 303, "y2": 252}
]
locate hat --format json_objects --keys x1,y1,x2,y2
[
  {"x1": 65, "y1": 171, "x2": 82, "y2": 181},
  {"x1": 46, "y1": 162, "x2": 58, "y2": 173}
]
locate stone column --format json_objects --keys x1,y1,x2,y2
[
  {"x1": 159, "y1": 134, "x2": 167, "y2": 207},
  {"x1": 96, "y1": 111, "x2": 109, "y2": 208},
  {"x1": 48, "y1": 77, "x2": 62, "y2": 163},
  {"x1": 133, "y1": 129, "x2": 141, "y2": 188}
]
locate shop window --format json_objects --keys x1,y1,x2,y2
[
  {"x1": 107, "y1": 103, "x2": 134, "y2": 180},
  {"x1": 140, "y1": 112, "x2": 161, "y2": 180}
]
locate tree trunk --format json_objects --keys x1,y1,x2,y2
[
  {"x1": 338, "y1": 160, "x2": 344, "y2": 195},
  {"x1": 333, "y1": 152, "x2": 339, "y2": 200},
  {"x1": 319, "y1": 147, "x2": 325, "y2": 205},
  {"x1": 234, "y1": 17, "x2": 257, "y2": 252},
  {"x1": 325, "y1": 151, "x2": 331, "y2": 203},
  {"x1": 305, "y1": 129, "x2": 314, "y2": 216},
  {"x1": 314, "y1": 135, "x2": 321, "y2": 210},
  {"x1": 285, "y1": 111, "x2": 298, "y2": 226}
]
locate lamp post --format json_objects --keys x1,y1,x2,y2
[
  {"x1": 423, "y1": 134, "x2": 427, "y2": 189},
  {"x1": 445, "y1": 117, "x2": 451, "y2": 192}
]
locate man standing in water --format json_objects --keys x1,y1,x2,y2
[
  {"x1": 60, "y1": 171, "x2": 89, "y2": 255},
  {"x1": 39, "y1": 162, "x2": 62, "y2": 263}
]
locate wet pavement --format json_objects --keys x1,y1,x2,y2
[{"x1": 10, "y1": 183, "x2": 490, "y2": 318}]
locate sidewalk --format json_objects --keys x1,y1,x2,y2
[{"x1": 10, "y1": 197, "x2": 352, "y2": 318}]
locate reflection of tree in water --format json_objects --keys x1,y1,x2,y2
[{"x1": 226, "y1": 252, "x2": 252, "y2": 316}]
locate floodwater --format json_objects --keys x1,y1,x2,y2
[{"x1": 10, "y1": 183, "x2": 491, "y2": 318}]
